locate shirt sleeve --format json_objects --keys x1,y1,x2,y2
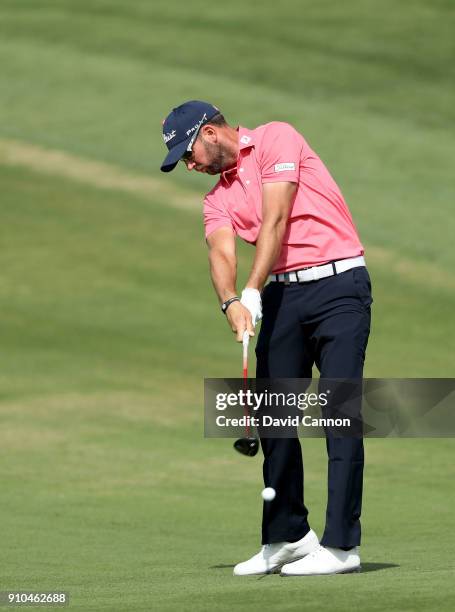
[
  {"x1": 259, "y1": 122, "x2": 302, "y2": 184},
  {"x1": 203, "y1": 192, "x2": 235, "y2": 239}
]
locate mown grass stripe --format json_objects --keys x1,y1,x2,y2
[{"x1": 1, "y1": 138, "x2": 453, "y2": 293}]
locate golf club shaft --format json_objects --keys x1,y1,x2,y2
[{"x1": 242, "y1": 331, "x2": 250, "y2": 437}]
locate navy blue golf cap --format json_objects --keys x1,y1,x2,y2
[{"x1": 160, "y1": 100, "x2": 220, "y2": 172}]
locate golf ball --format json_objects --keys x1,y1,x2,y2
[{"x1": 261, "y1": 487, "x2": 276, "y2": 501}]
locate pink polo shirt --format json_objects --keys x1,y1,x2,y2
[{"x1": 203, "y1": 122, "x2": 364, "y2": 274}]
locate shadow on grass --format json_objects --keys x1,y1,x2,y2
[
  {"x1": 210, "y1": 562, "x2": 399, "y2": 574},
  {"x1": 359, "y1": 562, "x2": 399, "y2": 573}
]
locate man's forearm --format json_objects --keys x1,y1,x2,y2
[
  {"x1": 246, "y1": 219, "x2": 287, "y2": 290},
  {"x1": 208, "y1": 249, "x2": 238, "y2": 304}
]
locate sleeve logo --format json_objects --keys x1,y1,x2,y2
[{"x1": 274, "y1": 162, "x2": 295, "y2": 172}]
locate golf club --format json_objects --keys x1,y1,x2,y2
[{"x1": 233, "y1": 330, "x2": 259, "y2": 457}]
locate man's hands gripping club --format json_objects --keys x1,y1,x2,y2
[
  {"x1": 226, "y1": 289, "x2": 262, "y2": 341},
  {"x1": 240, "y1": 288, "x2": 262, "y2": 326}
]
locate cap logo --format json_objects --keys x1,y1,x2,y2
[
  {"x1": 186, "y1": 113, "x2": 207, "y2": 136},
  {"x1": 163, "y1": 129, "x2": 177, "y2": 144}
]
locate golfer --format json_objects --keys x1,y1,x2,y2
[{"x1": 160, "y1": 101, "x2": 372, "y2": 576}]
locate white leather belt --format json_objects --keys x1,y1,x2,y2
[{"x1": 269, "y1": 256, "x2": 366, "y2": 284}]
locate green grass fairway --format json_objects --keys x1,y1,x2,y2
[
  {"x1": 0, "y1": 1, "x2": 454, "y2": 611},
  {"x1": 1, "y1": 166, "x2": 454, "y2": 612}
]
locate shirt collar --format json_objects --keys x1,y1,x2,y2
[
  {"x1": 220, "y1": 126, "x2": 254, "y2": 184},
  {"x1": 238, "y1": 125, "x2": 255, "y2": 151}
]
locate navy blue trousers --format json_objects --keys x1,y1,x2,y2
[{"x1": 255, "y1": 266, "x2": 373, "y2": 547}]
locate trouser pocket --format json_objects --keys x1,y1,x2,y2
[{"x1": 351, "y1": 266, "x2": 373, "y2": 309}]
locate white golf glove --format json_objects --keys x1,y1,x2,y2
[{"x1": 240, "y1": 288, "x2": 263, "y2": 326}]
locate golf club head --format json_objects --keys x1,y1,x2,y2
[{"x1": 233, "y1": 437, "x2": 259, "y2": 457}]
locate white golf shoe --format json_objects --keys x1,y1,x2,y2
[
  {"x1": 233, "y1": 529, "x2": 319, "y2": 576},
  {"x1": 281, "y1": 545, "x2": 361, "y2": 576}
]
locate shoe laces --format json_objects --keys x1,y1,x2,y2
[{"x1": 307, "y1": 545, "x2": 324, "y2": 559}]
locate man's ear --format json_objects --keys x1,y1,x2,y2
[{"x1": 201, "y1": 124, "x2": 218, "y2": 143}]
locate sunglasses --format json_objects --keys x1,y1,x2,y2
[
  {"x1": 181, "y1": 149, "x2": 194, "y2": 163},
  {"x1": 181, "y1": 127, "x2": 204, "y2": 163}
]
